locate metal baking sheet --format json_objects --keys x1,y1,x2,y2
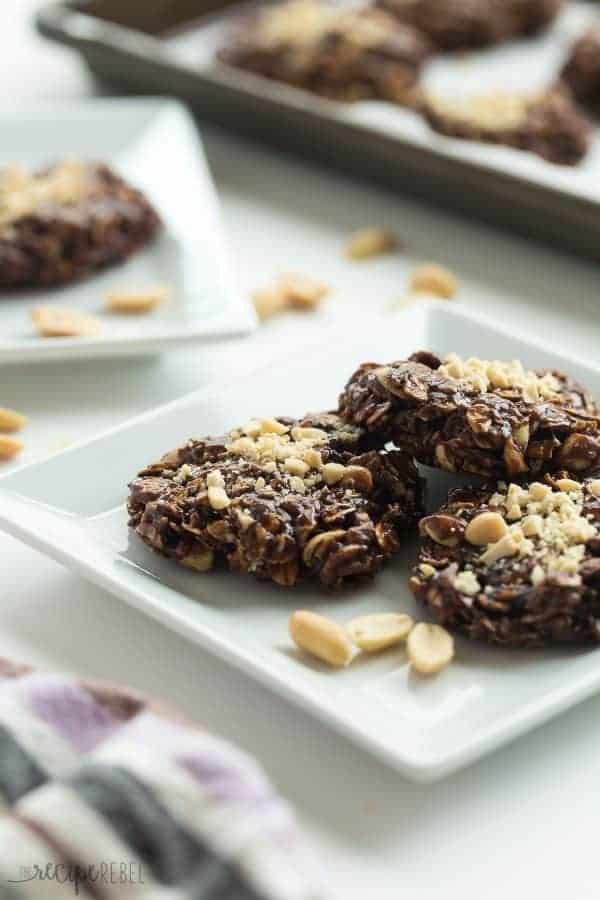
[{"x1": 37, "y1": 0, "x2": 600, "y2": 260}]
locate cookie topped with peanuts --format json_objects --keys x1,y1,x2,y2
[
  {"x1": 410, "y1": 472, "x2": 600, "y2": 647},
  {"x1": 338, "y1": 350, "x2": 600, "y2": 479},
  {"x1": 0, "y1": 161, "x2": 160, "y2": 289},
  {"x1": 376, "y1": 0, "x2": 563, "y2": 52},
  {"x1": 218, "y1": 0, "x2": 431, "y2": 106},
  {"x1": 128, "y1": 411, "x2": 425, "y2": 590}
]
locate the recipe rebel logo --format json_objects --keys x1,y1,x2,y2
[{"x1": 8, "y1": 861, "x2": 146, "y2": 895}]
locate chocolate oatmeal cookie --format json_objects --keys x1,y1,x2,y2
[
  {"x1": 338, "y1": 351, "x2": 600, "y2": 478},
  {"x1": 128, "y1": 412, "x2": 425, "y2": 590},
  {"x1": 411, "y1": 473, "x2": 600, "y2": 646},
  {"x1": 217, "y1": 0, "x2": 431, "y2": 105},
  {"x1": 0, "y1": 161, "x2": 161, "y2": 289},
  {"x1": 422, "y1": 87, "x2": 590, "y2": 166},
  {"x1": 377, "y1": 0, "x2": 563, "y2": 51},
  {"x1": 562, "y1": 26, "x2": 600, "y2": 117}
]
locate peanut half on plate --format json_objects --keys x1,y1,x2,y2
[
  {"x1": 31, "y1": 306, "x2": 102, "y2": 338},
  {"x1": 289, "y1": 610, "x2": 354, "y2": 668},
  {"x1": 290, "y1": 609, "x2": 454, "y2": 676},
  {"x1": 347, "y1": 613, "x2": 414, "y2": 652},
  {"x1": 105, "y1": 285, "x2": 169, "y2": 314},
  {"x1": 407, "y1": 623, "x2": 455, "y2": 675}
]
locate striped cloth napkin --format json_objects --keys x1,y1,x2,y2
[{"x1": 0, "y1": 660, "x2": 321, "y2": 900}]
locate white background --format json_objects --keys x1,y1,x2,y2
[{"x1": 4, "y1": 1, "x2": 600, "y2": 897}]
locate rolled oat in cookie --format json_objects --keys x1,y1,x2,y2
[
  {"x1": 411, "y1": 473, "x2": 600, "y2": 647},
  {"x1": 217, "y1": 0, "x2": 431, "y2": 105},
  {"x1": 338, "y1": 350, "x2": 600, "y2": 478},
  {"x1": 0, "y1": 161, "x2": 160, "y2": 289},
  {"x1": 377, "y1": 0, "x2": 563, "y2": 52},
  {"x1": 128, "y1": 411, "x2": 425, "y2": 590}
]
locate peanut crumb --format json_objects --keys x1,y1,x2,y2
[
  {"x1": 453, "y1": 570, "x2": 481, "y2": 596},
  {"x1": 457, "y1": 479, "x2": 599, "y2": 586},
  {"x1": 174, "y1": 463, "x2": 193, "y2": 485}
]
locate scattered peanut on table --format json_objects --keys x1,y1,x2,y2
[
  {"x1": 409, "y1": 263, "x2": 458, "y2": 299},
  {"x1": 345, "y1": 227, "x2": 398, "y2": 260},
  {"x1": 253, "y1": 287, "x2": 289, "y2": 321},
  {"x1": 253, "y1": 274, "x2": 330, "y2": 321},
  {"x1": 278, "y1": 274, "x2": 329, "y2": 310}
]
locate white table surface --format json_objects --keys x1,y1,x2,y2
[{"x1": 5, "y1": 2, "x2": 600, "y2": 897}]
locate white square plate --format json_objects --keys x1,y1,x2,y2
[
  {"x1": 2, "y1": 303, "x2": 600, "y2": 782},
  {"x1": 0, "y1": 97, "x2": 255, "y2": 364}
]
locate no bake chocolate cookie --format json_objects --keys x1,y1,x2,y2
[
  {"x1": 377, "y1": 0, "x2": 563, "y2": 51},
  {"x1": 422, "y1": 87, "x2": 590, "y2": 165},
  {"x1": 0, "y1": 161, "x2": 161, "y2": 289},
  {"x1": 217, "y1": 0, "x2": 431, "y2": 104},
  {"x1": 338, "y1": 351, "x2": 600, "y2": 478},
  {"x1": 128, "y1": 412, "x2": 424, "y2": 590},
  {"x1": 411, "y1": 473, "x2": 600, "y2": 646},
  {"x1": 562, "y1": 26, "x2": 600, "y2": 117}
]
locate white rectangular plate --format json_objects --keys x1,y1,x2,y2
[
  {"x1": 0, "y1": 97, "x2": 255, "y2": 364},
  {"x1": 2, "y1": 303, "x2": 600, "y2": 781}
]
